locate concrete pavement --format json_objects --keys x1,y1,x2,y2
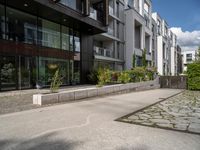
[{"x1": 0, "y1": 89, "x2": 200, "y2": 150}]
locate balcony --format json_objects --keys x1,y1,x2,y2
[
  {"x1": 89, "y1": 7, "x2": 97, "y2": 20},
  {"x1": 94, "y1": 46, "x2": 113, "y2": 58},
  {"x1": 109, "y1": 6, "x2": 114, "y2": 16},
  {"x1": 107, "y1": 28, "x2": 114, "y2": 36}
]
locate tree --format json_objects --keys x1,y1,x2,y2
[
  {"x1": 142, "y1": 49, "x2": 147, "y2": 67},
  {"x1": 132, "y1": 52, "x2": 136, "y2": 68},
  {"x1": 195, "y1": 46, "x2": 200, "y2": 63}
]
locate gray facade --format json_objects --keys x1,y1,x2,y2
[
  {"x1": 125, "y1": 0, "x2": 153, "y2": 69},
  {"x1": 93, "y1": 0, "x2": 125, "y2": 71}
]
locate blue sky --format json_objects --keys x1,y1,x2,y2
[
  {"x1": 152, "y1": 0, "x2": 200, "y2": 32},
  {"x1": 152, "y1": 0, "x2": 200, "y2": 51}
]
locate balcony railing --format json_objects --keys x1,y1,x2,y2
[{"x1": 94, "y1": 46, "x2": 113, "y2": 58}]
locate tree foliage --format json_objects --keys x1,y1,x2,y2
[{"x1": 142, "y1": 49, "x2": 147, "y2": 67}]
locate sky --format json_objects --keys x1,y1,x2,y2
[{"x1": 152, "y1": 0, "x2": 200, "y2": 51}]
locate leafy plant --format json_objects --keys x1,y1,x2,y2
[
  {"x1": 97, "y1": 67, "x2": 111, "y2": 87},
  {"x1": 187, "y1": 63, "x2": 200, "y2": 90},
  {"x1": 50, "y1": 69, "x2": 62, "y2": 93},
  {"x1": 118, "y1": 71, "x2": 131, "y2": 84},
  {"x1": 132, "y1": 52, "x2": 136, "y2": 68},
  {"x1": 142, "y1": 49, "x2": 147, "y2": 67}
]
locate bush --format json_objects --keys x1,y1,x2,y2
[
  {"x1": 131, "y1": 67, "x2": 146, "y2": 82},
  {"x1": 118, "y1": 71, "x2": 131, "y2": 84},
  {"x1": 97, "y1": 67, "x2": 111, "y2": 87},
  {"x1": 187, "y1": 63, "x2": 200, "y2": 90}
]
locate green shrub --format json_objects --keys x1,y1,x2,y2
[
  {"x1": 118, "y1": 71, "x2": 131, "y2": 84},
  {"x1": 145, "y1": 67, "x2": 157, "y2": 81},
  {"x1": 111, "y1": 71, "x2": 120, "y2": 82},
  {"x1": 50, "y1": 69, "x2": 62, "y2": 93},
  {"x1": 97, "y1": 67, "x2": 111, "y2": 87},
  {"x1": 131, "y1": 67, "x2": 146, "y2": 82},
  {"x1": 187, "y1": 63, "x2": 200, "y2": 90}
]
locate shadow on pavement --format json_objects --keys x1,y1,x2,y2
[{"x1": 0, "y1": 133, "x2": 83, "y2": 150}]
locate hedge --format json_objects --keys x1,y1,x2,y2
[{"x1": 187, "y1": 63, "x2": 200, "y2": 90}]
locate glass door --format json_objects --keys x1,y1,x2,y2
[
  {"x1": 0, "y1": 56, "x2": 17, "y2": 91},
  {"x1": 19, "y1": 56, "x2": 31, "y2": 89}
]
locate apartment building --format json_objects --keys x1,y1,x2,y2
[
  {"x1": 151, "y1": 18, "x2": 157, "y2": 68},
  {"x1": 93, "y1": 0, "x2": 125, "y2": 71},
  {"x1": 169, "y1": 31, "x2": 178, "y2": 75},
  {"x1": 0, "y1": 0, "x2": 108, "y2": 91},
  {"x1": 177, "y1": 45, "x2": 183, "y2": 74},
  {"x1": 125, "y1": 0, "x2": 153, "y2": 69},
  {"x1": 182, "y1": 49, "x2": 197, "y2": 71},
  {"x1": 152, "y1": 12, "x2": 171, "y2": 75}
]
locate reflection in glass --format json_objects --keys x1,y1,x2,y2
[
  {"x1": 38, "y1": 57, "x2": 69, "y2": 86},
  {"x1": 0, "y1": 4, "x2": 5, "y2": 39},
  {"x1": 74, "y1": 61, "x2": 80, "y2": 84},
  {"x1": 6, "y1": 7, "x2": 37, "y2": 44},
  {"x1": 20, "y1": 57, "x2": 31, "y2": 89},
  {"x1": 0, "y1": 56, "x2": 16, "y2": 90},
  {"x1": 61, "y1": 26, "x2": 70, "y2": 50},
  {"x1": 38, "y1": 18, "x2": 60, "y2": 49},
  {"x1": 74, "y1": 31, "x2": 80, "y2": 52},
  {"x1": 60, "y1": 0, "x2": 83, "y2": 12}
]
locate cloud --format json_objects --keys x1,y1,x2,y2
[{"x1": 170, "y1": 27, "x2": 200, "y2": 51}]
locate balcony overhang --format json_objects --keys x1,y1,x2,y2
[{"x1": 2, "y1": 0, "x2": 107, "y2": 35}]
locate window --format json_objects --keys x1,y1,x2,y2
[
  {"x1": 0, "y1": 4, "x2": 5, "y2": 39},
  {"x1": 165, "y1": 26, "x2": 168, "y2": 36},
  {"x1": 127, "y1": 0, "x2": 134, "y2": 8},
  {"x1": 61, "y1": 26, "x2": 70, "y2": 50},
  {"x1": 59, "y1": 0, "x2": 83, "y2": 13},
  {"x1": 144, "y1": 2, "x2": 149, "y2": 14},
  {"x1": 6, "y1": 7, "x2": 37, "y2": 44},
  {"x1": 38, "y1": 18, "x2": 60, "y2": 49},
  {"x1": 186, "y1": 53, "x2": 192, "y2": 62},
  {"x1": 157, "y1": 20, "x2": 161, "y2": 35},
  {"x1": 74, "y1": 31, "x2": 80, "y2": 52}
]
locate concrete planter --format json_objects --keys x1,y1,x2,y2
[{"x1": 33, "y1": 78, "x2": 160, "y2": 106}]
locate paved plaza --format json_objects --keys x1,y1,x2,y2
[
  {"x1": 0, "y1": 89, "x2": 200, "y2": 150},
  {"x1": 117, "y1": 91, "x2": 200, "y2": 135}
]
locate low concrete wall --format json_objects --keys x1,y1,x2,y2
[{"x1": 33, "y1": 78, "x2": 160, "y2": 106}]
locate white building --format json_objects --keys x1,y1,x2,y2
[
  {"x1": 169, "y1": 31, "x2": 178, "y2": 75},
  {"x1": 152, "y1": 12, "x2": 178, "y2": 76},
  {"x1": 182, "y1": 50, "x2": 197, "y2": 71}
]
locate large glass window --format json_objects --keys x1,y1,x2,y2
[
  {"x1": 38, "y1": 57, "x2": 70, "y2": 86},
  {"x1": 6, "y1": 7, "x2": 37, "y2": 44},
  {"x1": 0, "y1": 5, "x2": 5, "y2": 39},
  {"x1": 0, "y1": 56, "x2": 17, "y2": 90},
  {"x1": 60, "y1": 0, "x2": 83, "y2": 13},
  {"x1": 61, "y1": 26, "x2": 70, "y2": 50},
  {"x1": 74, "y1": 31, "x2": 80, "y2": 52},
  {"x1": 69, "y1": 29, "x2": 74, "y2": 51},
  {"x1": 38, "y1": 18, "x2": 60, "y2": 49}
]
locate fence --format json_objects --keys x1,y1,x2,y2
[{"x1": 160, "y1": 76, "x2": 187, "y2": 89}]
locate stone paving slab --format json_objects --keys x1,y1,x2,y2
[{"x1": 117, "y1": 90, "x2": 200, "y2": 135}]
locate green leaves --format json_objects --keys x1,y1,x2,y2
[
  {"x1": 50, "y1": 69, "x2": 62, "y2": 93},
  {"x1": 187, "y1": 63, "x2": 200, "y2": 90}
]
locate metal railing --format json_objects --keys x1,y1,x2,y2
[{"x1": 94, "y1": 46, "x2": 113, "y2": 58}]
